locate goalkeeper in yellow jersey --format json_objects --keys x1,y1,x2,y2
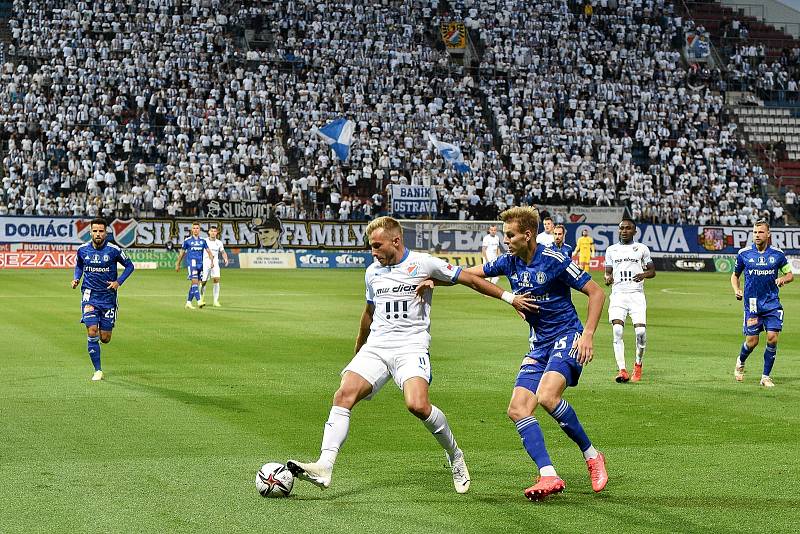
[{"x1": 576, "y1": 229, "x2": 596, "y2": 272}]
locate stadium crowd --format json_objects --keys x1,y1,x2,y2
[{"x1": 0, "y1": 0, "x2": 793, "y2": 226}]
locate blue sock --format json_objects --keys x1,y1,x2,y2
[
  {"x1": 87, "y1": 336, "x2": 101, "y2": 371},
  {"x1": 738, "y1": 342, "x2": 755, "y2": 364},
  {"x1": 192, "y1": 285, "x2": 201, "y2": 301},
  {"x1": 548, "y1": 399, "x2": 592, "y2": 452},
  {"x1": 515, "y1": 416, "x2": 552, "y2": 469},
  {"x1": 763, "y1": 343, "x2": 777, "y2": 376}
]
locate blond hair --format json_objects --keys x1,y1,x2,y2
[
  {"x1": 366, "y1": 216, "x2": 403, "y2": 238},
  {"x1": 500, "y1": 206, "x2": 540, "y2": 233}
]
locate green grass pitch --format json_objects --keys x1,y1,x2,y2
[{"x1": 1, "y1": 269, "x2": 798, "y2": 533}]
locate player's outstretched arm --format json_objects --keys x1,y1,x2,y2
[
  {"x1": 573, "y1": 280, "x2": 606, "y2": 364},
  {"x1": 454, "y1": 269, "x2": 538, "y2": 314},
  {"x1": 354, "y1": 303, "x2": 375, "y2": 355}
]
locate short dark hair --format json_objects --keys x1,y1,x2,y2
[
  {"x1": 543, "y1": 216, "x2": 554, "y2": 223},
  {"x1": 90, "y1": 218, "x2": 107, "y2": 228},
  {"x1": 620, "y1": 217, "x2": 636, "y2": 227}
]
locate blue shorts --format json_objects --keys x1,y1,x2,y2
[
  {"x1": 80, "y1": 301, "x2": 117, "y2": 331},
  {"x1": 515, "y1": 330, "x2": 583, "y2": 393},
  {"x1": 186, "y1": 263, "x2": 203, "y2": 281},
  {"x1": 743, "y1": 308, "x2": 784, "y2": 336}
]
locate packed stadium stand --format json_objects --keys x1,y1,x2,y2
[{"x1": 0, "y1": 0, "x2": 795, "y2": 225}]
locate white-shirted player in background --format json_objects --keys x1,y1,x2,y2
[
  {"x1": 604, "y1": 218, "x2": 656, "y2": 383},
  {"x1": 287, "y1": 216, "x2": 536, "y2": 494},
  {"x1": 481, "y1": 224, "x2": 503, "y2": 284},
  {"x1": 199, "y1": 225, "x2": 228, "y2": 308},
  {"x1": 536, "y1": 216, "x2": 555, "y2": 247}
]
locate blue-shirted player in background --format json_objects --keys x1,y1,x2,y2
[
  {"x1": 470, "y1": 207, "x2": 608, "y2": 500},
  {"x1": 552, "y1": 224, "x2": 573, "y2": 257},
  {"x1": 731, "y1": 220, "x2": 793, "y2": 387},
  {"x1": 175, "y1": 222, "x2": 213, "y2": 310},
  {"x1": 71, "y1": 218, "x2": 135, "y2": 381}
]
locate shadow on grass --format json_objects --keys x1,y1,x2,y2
[{"x1": 109, "y1": 377, "x2": 248, "y2": 413}]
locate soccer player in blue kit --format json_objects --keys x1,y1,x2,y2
[
  {"x1": 472, "y1": 207, "x2": 608, "y2": 500},
  {"x1": 175, "y1": 222, "x2": 213, "y2": 309},
  {"x1": 71, "y1": 218, "x2": 135, "y2": 381},
  {"x1": 552, "y1": 224, "x2": 573, "y2": 257},
  {"x1": 731, "y1": 220, "x2": 793, "y2": 387}
]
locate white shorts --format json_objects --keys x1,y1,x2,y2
[
  {"x1": 342, "y1": 344, "x2": 431, "y2": 400},
  {"x1": 202, "y1": 262, "x2": 220, "y2": 281},
  {"x1": 608, "y1": 292, "x2": 647, "y2": 324}
]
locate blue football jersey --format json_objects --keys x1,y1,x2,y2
[
  {"x1": 484, "y1": 246, "x2": 591, "y2": 345},
  {"x1": 74, "y1": 240, "x2": 135, "y2": 307},
  {"x1": 553, "y1": 242, "x2": 573, "y2": 257},
  {"x1": 182, "y1": 236, "x2": 209, "y2": 268},
  {"x1": 735, "y1": 245, "x2": 787, "y2": 313}
]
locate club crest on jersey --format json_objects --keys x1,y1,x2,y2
[
  {"x1": 406, "y1": 263, "x2": 420, "y2": 276},
  {"x1": 536, "y1": 272, "x2": 547, "y2": 284},
  {"x1": 519, "y1": 271, "x2": 533, "y2": 287},
  {"x1": 769, "y1": 256, "x2": 775, "y2": 263}
]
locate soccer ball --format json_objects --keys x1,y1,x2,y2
[{"x1": 255, "y1": 462, "x2": 294, "y2": 498}]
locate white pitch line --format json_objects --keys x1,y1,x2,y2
[{"x1": 660, "y1": 288, "x2": 704, "y2": 296}]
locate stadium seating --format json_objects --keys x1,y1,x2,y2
[{"x1": 0, "y1": 0, "x2": 792, "y2": 226}]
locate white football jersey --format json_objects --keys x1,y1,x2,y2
[
  {"x1": 536, "y1": 232, "x2": 555, "y2": 246},
  {"x1": 604, "y1": 241, "x2": 652, "y2": 294},
  {"x1": 482, "y1": 233, "x2": 502, "y2": 260},
  {"x1": 203, "y1": 238, "x2": 225, "y2": 265},
  {"x1": 365, "y1": 250, "x2": 461, "y2": 347}
]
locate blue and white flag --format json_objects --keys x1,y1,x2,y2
[
  {"x1": 429, "y1": 133, "x2": 471, "y2": 173},
  {"x1": 313, "y1": 118, "x2": 356, "y2": 162}
]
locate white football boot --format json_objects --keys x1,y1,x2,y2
[
  {"x1": 448, "y1": 449, "x2": 471, "y2": 494},
  {"x1": 286, "y1": 459, "x2": 332, "y2": 489},
  {"x1": 91, "y1": 370, "x2": 104, "y2": 381}
]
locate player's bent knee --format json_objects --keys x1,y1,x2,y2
[
  {"x1": 86, "y1": 325, "x2": 99, "y2": 337},
  {"x1": 406, "y1": 401, "x2": 431, "y2": 420},
  {"x1": 766, "y1": 332, "x2": 779, "y2": 345},
  {"x1": 100, "y1": 333, "x2": 112, "y2": 344},
  {"x1": 536, "y1": 392, "x2": 560, "y2": 413}
]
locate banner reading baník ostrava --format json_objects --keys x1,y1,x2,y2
[{"x1": 390, "y1": 185, "x2": 438, "y2": 217}]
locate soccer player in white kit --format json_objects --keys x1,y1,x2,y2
[
  {"x1": 536, "y1": 216, "x2": 555, "y2": 247},
  {"x1": 482, "y1": 224, "x2": 503, "y2": 284},
  {"x1": 287, "y1": 217, "x2": 535, "y2": 494},
  {"x1": 603, "y1": 218, "x2": 656, "y2": 383},
  {"x1": 199, "y1": 226, "x2": 228, "y2": 308}
]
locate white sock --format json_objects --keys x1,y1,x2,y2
[
  {"x1": 422, "y1": 405, "x2": 459, "y2": 461},
  {"x1": 583, "y1": 445, "x2": 599, "y2": 460},
  {"x1": 635, "y1": 326, "x2": 646, "y2": 364},
  {"x1": 213, "y1": 282, "x2": 220, "y2": 301},
  {"x1": 319, "y1": 406, "x2": 351, "y2": 467},
  {"x1": 539, "y1": 465, "x2": 558, "y2": 477},
  {"x1": 612, "y1": 323, "x2": 626, "y2": 370}
]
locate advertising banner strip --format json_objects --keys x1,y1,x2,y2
[
  {"x1": 0, "y1": 251, "x2": 78, "y2": 268},
  {"x1": 239, "y1": 252, "x2": 297, "y2": 269},
  {"x1": 4, "y1": 216, "x2": 800, "y2": 256},
  {"x1": 294, "y1": 251, "x2": 373, "y2": 269}
]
